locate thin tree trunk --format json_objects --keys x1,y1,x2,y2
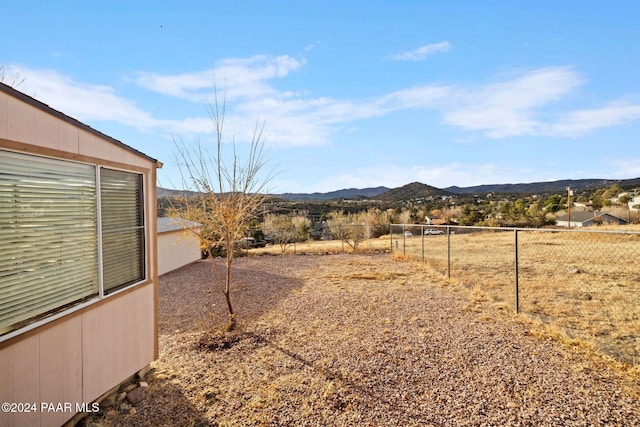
[{"x1": 224, "y1": 252, "x2": 235, "y2": 331}]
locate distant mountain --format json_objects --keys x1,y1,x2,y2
[
  {"x1": 444, "y1": 177, "x2": 640, "y2": 194},
  {"x1": 158, "y1": 186, "x2": 391, "y2": 201},
  {"x1": 158, "y1": 187, "x2": 187, "y2": 198},
  {"x1": 276, "y1": 186, "x2": 390, "y2": 201},
  {"x1": 159, "y1": 176, "x2": 640, "y2": 205},
  {"x1": 374, "y1": 182, "x2": 451, "y2": 202}
]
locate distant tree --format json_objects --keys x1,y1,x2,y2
[
  {"x1": 525, "y1": 200, "x2": 548, "y2": 227},
  {"x1": 591, "y1": 190, "x2": 604, "y2": 211},
  {"x1": 544, "y1": 194, "x2": 563, "y2": 213},
  {"x1": 291, "y1": 212, "x2": 312, "y2": 241},
  {"x1": 263, "y1": 213, "x2": 297, "y2": 252},
  {"x1": 459, "y1": 205, "x2": 483, "y2": 225},
  {"x1": 602, "y1": 184, "x2": 623, "y2": 201},
  {"x1": 396, "y1": 209, "x2": 412, "y2": 225},
  {"x1": 618, "y1": 194, "x2": 632, "y2": 223},
  {"x1": 327, "y1": 211, "x2": 367, "y2": 251}
]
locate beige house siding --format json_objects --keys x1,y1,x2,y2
[
  {"x1": 0, "y1": 82, "x2": 159, "y2": 427},
  {"x1": 158, "y1": 229, "x2": 202, "y2": 276}
]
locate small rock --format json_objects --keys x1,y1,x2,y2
[
  {"x1": 126, "y1": 387, "x2": 147, "y2": 405},
  {"x1": 105, "y1": 409, "x2": 118, "y2": 419},
  {"x1": 124, "y1": 384, "x2": 137, "y2": 393},
  {"x1": 137, "y1": 365, "x2": 152, "y2": 380},
  {"x1": 128, "y1": 408, "x2": 137, "y2": 416},
  {"x1": 116, "y1": 392, "x2": 127, "y2": 402},
  {"x1": 100, "y1": 393, "x2": 117, "y2": 408},
  {"x1": 139, "y1": 381, "x2": 149, "y2": 388}
]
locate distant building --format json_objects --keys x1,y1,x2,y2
[
  {"x1": 555, "y1": 211, "x2": 628, "y2": 227},
  {"x1": 157, "y1": 217, "x2": 203, "y2": 275}
]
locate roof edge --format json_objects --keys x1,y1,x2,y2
[{"x1": 0, "y1": 81, "x2": 160, "y2": 166}]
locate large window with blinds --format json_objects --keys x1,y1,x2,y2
[{"x1": 0, "y1": 150, "x2": 146, "y2": 337}]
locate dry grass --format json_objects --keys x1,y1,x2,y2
[
  {"x1": 93, "y1": 254, "x2": 640, "y2": 426},
  {"x1": 395, "y1": 227, "x2": 640, "y2": 367},
  {"x1": 250, "y1": 236, "x2": 392, "y2": 256}
]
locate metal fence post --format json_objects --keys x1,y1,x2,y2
[
  {"x1": 389, "y1": 224, "x2": 392, "y2": 253},
  {"x1": 447, "y1": 226, "x2": 451, "y2": 280},
  {"x1": 514, "y1": 229, "x2": 519, "y2": 313},
  {"x1": 421, "y1": 225, "x2": 425, "y2": 263},
  {"x1": 402, "y1": 224, "x2": 406, "y2": 256}
]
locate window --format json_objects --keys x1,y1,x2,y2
[
  {"x1": 0, "y1": 150, "x2": 146, "y2": 337},
  {"x1": 100, "y1": 168, "x2": 145, "y2": 293}
]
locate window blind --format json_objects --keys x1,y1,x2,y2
[
  {"x1": 0, "y1": 150, "x2": 98, "y2": 335},
  {"x1": 100, "y1": 168, "x2": 145, "y2": 293}
]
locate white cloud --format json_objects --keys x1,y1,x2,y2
[
  {"x1": 389, "y1": 41, "x2": 452, "y2": 61},
  {"x1": 611, "y1": 158, "x2": 640, "y2": 178},
  {"x1": 11, "y1": 65, "x2": 216, "y2": 137},
  {"x1": 135, "y1": 55, "x2": 305, "y2": 102},
  {"x1": 442, "y1": 67, "x2": 583, "y2": 137},
  {"x1": 13, "y1": 66, "x2": 158, "y2": 128},
  {"x1": 11, "y1": 60, "x2": 640, "y2": 154},
  {"x1": 548, "y1": 102, "x2": 640, "y2": 136}
]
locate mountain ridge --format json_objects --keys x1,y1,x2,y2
[
  {"x1": 443, "y1": 177, "x2": 640, "y2": 194},
  {"x1": 158, "y1": 177, "x2": 640, "y2": 202}
]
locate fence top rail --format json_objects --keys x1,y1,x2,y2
[{"x1": 390, "y1": 223, "x2": 640, "y2": 236}]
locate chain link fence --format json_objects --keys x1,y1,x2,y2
[{"x1": 390, "y1": 224, "x2": 640, "y2": 366}]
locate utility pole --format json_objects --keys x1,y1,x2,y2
[{"x1": 566, "y1": 186, "x2": 573, "y2": 228}]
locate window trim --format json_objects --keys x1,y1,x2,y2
[{"x1": 0, "y1": 149, "x2": 149, "y2": 342}]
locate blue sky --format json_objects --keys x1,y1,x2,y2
[{"x1": 2, "y1": 1, "x2": 640, "y2": 193}]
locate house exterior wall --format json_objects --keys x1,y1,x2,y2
[
  {"x1": 0, "y1": 84, "x2": 159, "y2": 427},
  {"x1": 158, "y1": 229, "x2": 202, "y2": 275},
  {"x1": 555, "y1": 220, "x2": 590, "y2": 228}
]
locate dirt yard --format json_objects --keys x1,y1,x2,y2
[{"x1": 97, "y1": 254, "x2": 640, "y2": 426}]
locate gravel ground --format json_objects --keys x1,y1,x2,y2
[{"x1": 96, "y1": 254, "x2": 640, "y2": 426}]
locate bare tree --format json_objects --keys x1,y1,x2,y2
[
  {"x1": 263, "y1": 213, "x2": 297, "y2": 253},
  {"x1": 170, "y1": 91, "x2": 272, "y2": 331},
  {"x1": 0, "y1": 63, "x2": 25, "y2": 87},
  {"x1": 263, "y1": 211, "x2": 312, "y2": 252},
  {"x1": 327, "y1": 211, "x2": 366, "y2": 252}
]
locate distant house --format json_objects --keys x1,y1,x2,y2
[
  {"x1": 0, "y1": 82, "x2": 160, "y2": 426},
  {"x1": 555, "y1": 211, "x2": 628, "y2": 227},
  {"x1": 629, "y1": 195, "x2": 640, "y2": 211},
  {"x1": 157, "y1": 217, "x2": 202, "y2": 275},
  {"x1": 310, "y1": 221, "x2": 334, "y2": 240}
]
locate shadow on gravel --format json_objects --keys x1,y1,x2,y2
[{"x1": 158, "y1": 257, "x2": 307, "y2": 335}]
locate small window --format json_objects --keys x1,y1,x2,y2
[{"x1": 100, "y1": 168, "x2": 146, "y2": 293}]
